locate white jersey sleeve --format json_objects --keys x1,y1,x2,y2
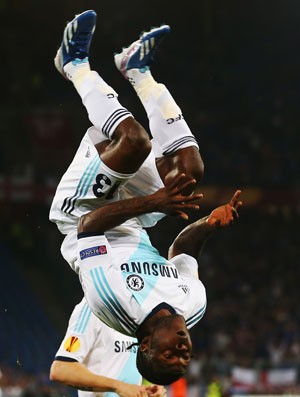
[
  {"x1": 55, "y1": 298, "x2": 142, "y2": 397},
  {"x1": 170, "y1": 254, "x2": 199, "y2": 280}
]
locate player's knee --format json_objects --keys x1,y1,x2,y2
[
  {"x1": 178, "y1": 148, "x2": 204, "y2": 189},
  {"x1": 115, "y1": 118, "x2": 151, "y2": 160},
  {"x1": 192, "y1": 158, "x2": 205, "y2": 186},
  {"x1": 160, "y1": 147, "x2": 205, "y2": 194},
  {"x1": 182, "y1": 162, "x2": 204, "y2": 195},
  {"x1": 124, "y1": 125, "x2": 151, "y2": 159}
]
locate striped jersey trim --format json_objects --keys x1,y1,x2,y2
[
  {"x1": 102, "y1": 109, "x2": 132, "y2": 139},
  {"x1": 90, "y1": 266, "x2": 137, "y2": 334},
  {"x1": 163, "y1": 136, "x2": 199, "y2": 155},
  {"x1": 185, "y1": 303, "x2": 207, "y2": 328},
  {"x1": 61, "y1": 154, "x2": 101, "y2": 215},
  {"x1": 73, "y1": 301, "x2": 92, "y2": 334}
]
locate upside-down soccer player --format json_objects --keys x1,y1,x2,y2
[{"x1": 49, "y1": 10, "x2": 242, "y2": 385}]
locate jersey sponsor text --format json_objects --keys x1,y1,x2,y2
[
  {"x1": 114, "y1": 340, "x2": 138, "y2": 353},
  {"x1": 120, "y1": 262, "x2": 179, "y2": 278}
]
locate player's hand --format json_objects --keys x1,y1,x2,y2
[
  {"x1": 151, "y1": 173, "x2": 203, "y2": 220},
  {"x1": 115, "y1": 383, "x2": 148, "y2": 397},
  {"x1": 145, "y1": 385, "x2": 167, "y2": 397},
  {"x1": 206, "y1": 190, "x2": 242, "y2": 227}
]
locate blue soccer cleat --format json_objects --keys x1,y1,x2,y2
[
  {"x1": 114, "y1": 25, "x2": 170, "y2": 77},
  {"x1": 54, "y1": 10, "x2": 97, "y2": 78}
]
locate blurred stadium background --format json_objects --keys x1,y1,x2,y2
[{"x1": 0, "y1": 0, "x2": 299, "y2": 396}]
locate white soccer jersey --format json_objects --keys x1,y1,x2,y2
[
  {"x1": 49, "y1": 126, "x2": 165, "y2": 235},
  {"x1": 55, "y1": 298, "x2": 142, "y2": 397},
  {"x1": 77, "y1": 231, "x2": 207, "y2": 337}
]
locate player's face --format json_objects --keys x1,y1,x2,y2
[{"x1": 151, "y1": 315, "x2": 192, "y2": 372}]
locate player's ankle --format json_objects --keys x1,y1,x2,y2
[
  {"x1": 125, "y1": 68, "x2": 152, "y2": 85},
  {"x1": 63, "y1": 61, "x2": 91, "y2": 81}
]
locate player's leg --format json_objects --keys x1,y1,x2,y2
[
  {"x1": 114, "y1": 26, "x2": 204, "y2": 191},
  {"x1": 55, "y1": 10, "x2": 151, "y2": 174}
]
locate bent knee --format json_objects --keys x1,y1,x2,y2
[
  {"x1": 115, "y1": 118, "x2": 151, "y2": 159},
  {"x1": 179, "y1": 147, "x2": 204, "y2": 184},
  {"x1": 190, "y1": 158, "x2": 205, "y2": 186},
  {"x1": 158, "y1": 146, "x2": 205, "y2": 192},
  {"x1": 122, "y1": 131, "x2": 151, "y2": 159},
  {"x1": 186, "y1": 146, "x2": 205, "y2": 181}
]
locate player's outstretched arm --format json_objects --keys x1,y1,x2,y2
[
  {"x1": 78, "y1": 174, "x2": 203, "y2": 234},
  {"x1": 50, "y1": 360, "x2": 148, "y2": 397},
  {"x1": 168, "y1": 190, "x2": 242, "y2": 259}
]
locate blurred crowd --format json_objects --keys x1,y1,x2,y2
[{"x1": 0, "y1": 364, "x2": 71, "y2": 397}]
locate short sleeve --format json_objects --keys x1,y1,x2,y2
[
  {"x1": 54, "y1": 299, "x2": 100, "y2": 363},
  {"x1": 169, "y1": 254, "x2": 199, "y2": 279}
]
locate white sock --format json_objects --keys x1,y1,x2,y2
[
  {"x1": 126, "y1": 68, "x2": 199, "y2": 156},
  {"x1": 63, "y1": 60, "x2": 90, "y2": 81},
  {"x1": 69, "y1": 67, "x2": 133, "y2": 140}
]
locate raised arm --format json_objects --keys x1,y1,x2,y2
[
  {"x1": 78, "y1": 174, "x2": 203, "y2": 234},
  {"x1": 168, "y1": 190, "x2": 242, "y2": 259}
]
